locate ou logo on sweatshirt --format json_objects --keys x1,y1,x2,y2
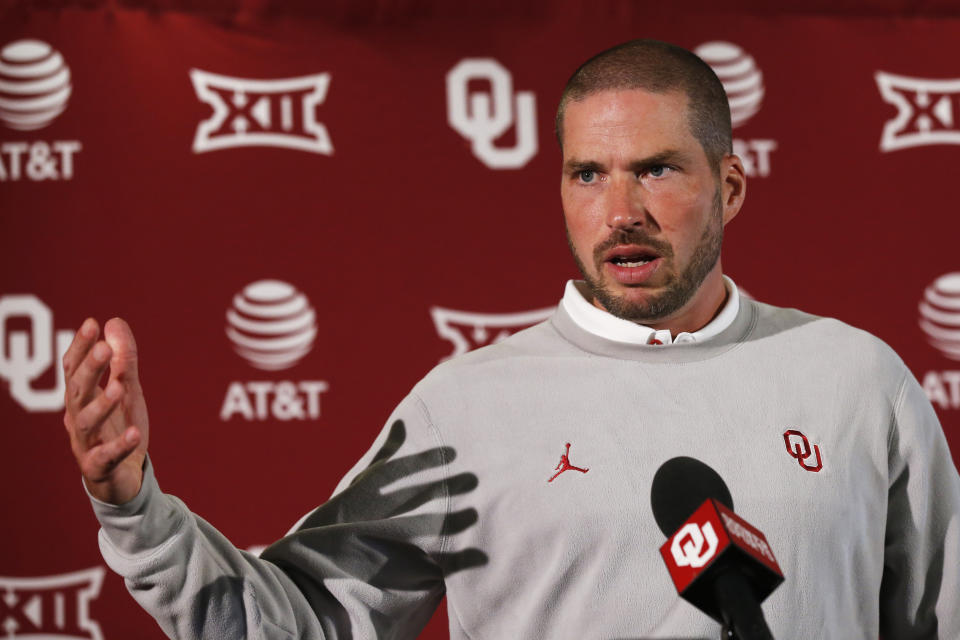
[{"x1": 671, "y1": 522, "x2": 719, "y2": 568}]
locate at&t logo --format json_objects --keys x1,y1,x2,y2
[
  {"x1": 671, "y1": 521, "x2": 719, "y2": 568},
  {"x1": 446, "y1": 58, "x2": 537, "y2": 169},
  {"x1": 0, "y1": 294, "x2": 72, "y2": 412},
  {"x1": 220, "y1": 280, "x2": 329, "y2": 421},
  {"x1": 875, "y1": 72, "x2": 960, "y2": 151},
  {"x1": 919, "y1": 272, "x2": 960, "y2": 409},
  {"x1": 0, "y1": 567, "x2": 105, "y2": 640},
  {"x1": 191, "y1": 69, "x2": 333, "y2": 154},
  {"x1": 430, "y1": 306, "x2": 554, "y2": 361},
  {"x1": 695, "y1": 41, "x2": 776, "y2": 178},
  {"x1": 0, "y1": 39, "x2": 82, "y2": 181}
]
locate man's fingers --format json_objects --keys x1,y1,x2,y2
[
  {"x1": 103, "y1": 317, "x2": 140, "y2": 386},
  {"x1": 84, "y1": 427, "x2": 141, "y2": 481},
  {"x1": 62, "y1": 318, "x2": 98, "y2": 380},
  {"x1": 70, "y1": 380, "x2": 122, "y2": 448},
  {"x1": 65, "y1": 339, "x2": 113, "y2": 413}
]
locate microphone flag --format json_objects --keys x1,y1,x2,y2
[{"x1": 659, "y1": 498, "x2": 784, "y2": 624}]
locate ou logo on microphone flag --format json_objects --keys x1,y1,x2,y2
[
  {"x1": 671, "y1": 522, "x2": 719, "y2": 568},
  {"x1": 660, "y1": 499, "x2": 784, "y2": 609}
]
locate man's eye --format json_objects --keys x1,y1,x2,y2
[
  {"x1": 578, "y1": 170, "x2": 596, "y2": 183},
  {"x1": 648, "y1": 165, "x2": 668, "y2": 178}
]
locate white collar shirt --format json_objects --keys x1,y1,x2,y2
[{"x1": 560, "y1": 275, "x2": 741, "y2": 346}]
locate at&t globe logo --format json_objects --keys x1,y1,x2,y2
[
  {"x1": 0, "y1": 39, "x2": 72, "y2": 131},
  {"x1": 695, "y1": 41, "x2": 764, "y2": 127},
  {"x1": 919, "y1": 272, "x2": 960, "y2": 409},
  {"x1": 226, "y1": 280, "x2": 317, "y2": 371},
  {"x1": 695, "y1": 41, "x2": 776, "y2": 178},
  {"x1": 220, "y1": 280, "x2": 328, "y2": 422},
  {"x1": 0, "y1": 39, "x2": 81, "y2": 181}
]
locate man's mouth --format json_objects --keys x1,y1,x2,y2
[
  {"x1": 604, "y1": 246, "x2": 661, "y2": 267},
  {"x1": 610, "y1": 255, "x2": 654, "y2": 268},
  {"x1": 599, "y1": 245, "x2": 665, "y2": 285}
]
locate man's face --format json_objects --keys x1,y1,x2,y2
[{"x1": 560, "y1": 89, "x2": 737, "y2": 326}]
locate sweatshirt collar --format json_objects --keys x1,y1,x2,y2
[{"x1": 560, "y1": 276, "x2": 740, "y2": 346}]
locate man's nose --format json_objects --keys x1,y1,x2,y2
[{"x1": 604, "y1": 177, "x2": 649, "y2": 230}]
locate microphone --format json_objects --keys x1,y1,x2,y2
[{"x1": 650, "y1": 457, "x2": 783, "y2": 640}]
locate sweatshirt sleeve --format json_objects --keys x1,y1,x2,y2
[
  {"x1": 89, "y1": 393, "x2": 451, "y2": 640},
  {"x1": 879, "y1": 371, "x2": 960, "y2": 639}
]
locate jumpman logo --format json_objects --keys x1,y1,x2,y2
[{"x1": 548, "y1": 442, "x2": 589, "y2": 483}]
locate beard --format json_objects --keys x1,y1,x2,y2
[{"x1": 567, "y1": 189, "x2": 724, "y2": 324}]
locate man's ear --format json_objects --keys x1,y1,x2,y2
[{"x1": 720, "y1": 153, "x2": 747, "y2": 226}]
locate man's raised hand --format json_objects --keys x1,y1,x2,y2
[{"x1": 63, "y1": 317, "x2": 150, "y2": 505}]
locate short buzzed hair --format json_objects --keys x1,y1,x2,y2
[{"x1": 555, "y1": 39, "x2": 732, "y2": 172}]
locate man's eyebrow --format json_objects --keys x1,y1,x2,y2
[
  {"x1": 628, "y1": 149, "x2": 690, "y2": 172},
  {"x1": 564, "y1": 159, "x2": 605, "y2": 173},
  {"x1": 564, "y1": 150, "x2": 693, "y2": 174}
]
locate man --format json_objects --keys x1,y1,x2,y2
[{"x1": 64, "y1": 40, "x2": 960, "y2": 639}]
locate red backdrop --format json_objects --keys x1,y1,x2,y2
[{"x1": 3, "y1": 2, "x2": 960, "y2": 638}]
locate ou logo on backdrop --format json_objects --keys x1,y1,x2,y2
[
  {"x1": 446, "y1": 58, "x2": 538, "y2": 169},
  {"x1": 671, "y1": 521, "x2": 719, "y2": 568},
  {"x1": 0, "y1": 295, "x2": 72, "y2": 412}
]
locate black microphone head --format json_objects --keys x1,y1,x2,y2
[{"x1": 650, "y1": 456, "x2": 734, "y2": 536}]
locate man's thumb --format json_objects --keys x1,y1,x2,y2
[{"x1": 103, "y1": 317, "x2": 139, "y2": 376}]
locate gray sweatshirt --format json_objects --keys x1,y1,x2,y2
[{"x1": 90, "y1": 297, "x2": 960, "y2": 639}]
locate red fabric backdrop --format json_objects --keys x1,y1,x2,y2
[{"x1": 3, "y1": 2, "x2": 960, "y2": 638}]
